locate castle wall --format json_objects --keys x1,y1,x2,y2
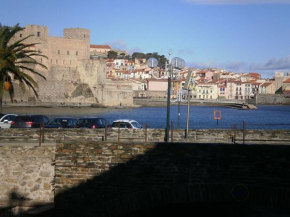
[
  {"x1": 64, "y1": 28, "x2": 90, "y2": 59},
  {"x1": 48, "y1": 37, "x2": 89, "y2": 67},
  {"x1": 15, "y1": 25, "x2": 49, "y2": 47},
  {"x1": 94, "y1": 83, "x2": 133, "y2": 106},
  {"x1": 5, "y1": 24, "x2": 133, "y2": 107}
]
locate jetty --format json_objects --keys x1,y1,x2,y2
[
  {"x1": 227, "y1": 103, "x2": 258, "y2": 110},
  {"x1": 134, "y1": 98, "x2": 258, "y2": 109}
]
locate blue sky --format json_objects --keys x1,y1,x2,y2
[{"x1": 2, "y1": 0, "x2": 290, "y2": 78}]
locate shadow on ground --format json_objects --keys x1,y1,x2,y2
[{"x1": 52, "y1": 142, "x2": 290, "y2": 217}]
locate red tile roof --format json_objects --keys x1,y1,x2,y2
[
  {"x1": 261, "y1": 82, "x2": 272, "y2": 87},
  {"x1": 249, "y1": 72, "x2": 261, "y2": 78},
  {"x1": 283, "y1": 78, "x2": 290, "y2": 83},
  {"x1": 147, "y1": 78, "x2": 168, "y2": 82},
  {"x1": 90, "y1": 44, "x2": 111, "y2": 49},
  {"x1": 249, "y1": 72, "x2": 260, "y2": 75}
]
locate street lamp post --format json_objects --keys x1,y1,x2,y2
[
  {"x1": 183, "y1": 71, "x2": 196, "y2": 138},
  {"x1": 147, "y1": 53, "x2": 185, "y2": 142},
  {"x1": 166, "y1": 58, "x2": 172, "y2": 142},
  {"x1": 170, "y1": 87, "x2": 187, "y2": 129}
]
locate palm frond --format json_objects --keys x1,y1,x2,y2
[
  {"x1": 0, "y1": 23, "x2": 47, "y2": 105},
  {"x1": 17, "y1": 66, "x2": 47, "y2": 80}
]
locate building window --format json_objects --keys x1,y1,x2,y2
[
  {"x1": 84, "y1": 34, "x2": 86, "y2": 38},
  {"x1": 76, "y1": 51, "x2": 78, "y2": 55},
  {"x1": 58, "y1": 50, "x2": 60, "y2": 54},
  {"x1": 67, "y1": 51, "x2": 69, "y2": 55},
  {"x1": 37, "y1": 32, "x2": 41, "y2": 37},
  {"x1": 20, "y1": 34, "x2": 22, "y2": 38}
]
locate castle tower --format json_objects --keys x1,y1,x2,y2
[
  {"x1": 63, "y1": 28, "x2": 90, "y2": 59},
  {"x1": 63, "y1": 28, "x2": 90, "y2": 41},
  {"x1": 14, "y1": 25, "x2": 49, "y2": 48}
]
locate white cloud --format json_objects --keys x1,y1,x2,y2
[
  {"x1": 107, "y1": 39, "x2": 127, "y2": 50},
  {"x1": 107, "y1": 39, "x2": 142, "y2": 55},
  {"x1": 248, "y1": 56, "x2": 290, "y2": 71},
  {"x1": 184, "y1": 0, "x2": 290, "y2": 5},
  {"x1": 187, "y1": 55, "x2": 290, "y2": 75},
  {"x1": 177, "y1": 48, "x2": 195, "y2": 55}
]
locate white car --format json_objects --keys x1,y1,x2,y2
[
  {"x1": 0, "y1": 114, "x2": 18, "y2": 128},
  {"x1": 111, "y1": 119, "x2": 142, "y2": 129}
]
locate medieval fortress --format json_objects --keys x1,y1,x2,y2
[{"x1": 3, "y1": 24, "x2": 133, "y2": 107}]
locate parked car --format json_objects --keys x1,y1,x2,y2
[
  {"x1": 0, "y1": 114, "x2": 18, "y2": 128},
  {"x1": 74, "y1": 117, "x2": 110, "y2": 129},
  {"x1": 45, "y1": 117, "x2": 78, "y2": 128},
  {"x1": 111, "y1": 119, "x2": 142, "y2": 129},
  {"x1": 10, "y1": 115, "x2": 50, "y2": 128}
]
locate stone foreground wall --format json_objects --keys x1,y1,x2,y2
[
  {"x1": 1, "y1": 140, "x2": 290, "y2": 216},
  {"x1": 0, "y1": 144, "x2": 55, "y2": 201},
  {"x1": 54, "y1": 142, "x2": 290, "y2": 217},
  {"x1": 0, "y1": 128, "x2": 290, "y2": 144}
]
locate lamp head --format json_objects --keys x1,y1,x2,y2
[
  {"x1": 171, "y1": 57, "x2": 185, "y2": 69},
  {"x1": 146, "y1": 57, "x2": 158, "y2": 68}
]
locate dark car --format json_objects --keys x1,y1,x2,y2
[
  {"x1": 10, "y1": 115, "x2": 50, "y2": 128},
  {"x1": 75, "y1": 117, "x2": 110, "y2": 129},
  {"x1": 45, "y1": 117, "x2": 78, "y2": 128}
]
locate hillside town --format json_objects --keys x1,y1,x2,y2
[
  {"x1": 2, "y1": 24, "x2": 289, "y2": 109},
  {"x1": 91, "y1": 44, "x2": 290, "y2": 100}
]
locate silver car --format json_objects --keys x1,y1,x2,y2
[
  {"x1": 111, "y1": 119, "x2": 142, "y2": 129},
  {"x1": 0, "y1": 114, "x2": 18, "y2": 128}
]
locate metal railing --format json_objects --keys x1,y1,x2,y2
[
  {"x1": 231, "y1": 122, "x2": 290, "y2": 144},
  {"x1": 117, "y1": 124, "x2": 149, "y2": 142},
  {"x1": 39, "y1": 123, "x2": 44, "y2": 146},
  {"x1": 5, "y1": 121, "x2": 290, "y2": 145}
]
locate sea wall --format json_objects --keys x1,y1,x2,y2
[
  {"x1": 248, "y1": 94, "x2": 290, "y2": 105},
  {"x1": 0, "y1": 128, "x2": 289, "y2": 144},
  {"x1": 133, "y1": 90, "x2": 167, "y2": 99}
]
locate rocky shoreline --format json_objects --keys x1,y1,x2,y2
[{"x1": 2, "y1": 96, "x2": 289, "y2": 110}]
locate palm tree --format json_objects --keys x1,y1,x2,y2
[{"x1": 0, "y1": 23, "x2": 47, "y2": 113}]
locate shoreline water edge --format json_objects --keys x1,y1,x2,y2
[
  {"x1": 2, "y1": 97, "x2": 290, "y2": 109},
  {"x1": 3, "y1": 97, "x2": 289, "y2": 109}
]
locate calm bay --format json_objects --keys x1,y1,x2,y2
[{"x1": 3, "y1": 105, "x2": 290, "y2": 130}]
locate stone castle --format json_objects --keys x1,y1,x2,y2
[{"x1": 3, "y1": 24, "x2": 133, "y2": 107}]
